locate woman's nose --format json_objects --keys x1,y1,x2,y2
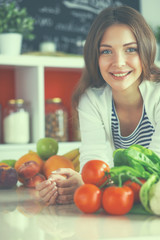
[{"x1": 113, "y1": 52, "x2": 126, "y2": 67}]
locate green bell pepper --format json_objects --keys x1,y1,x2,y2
[{"x1": 109, "y1": 165, "x2": 149, "y2": 185}]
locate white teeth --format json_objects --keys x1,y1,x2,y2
[{"x1": 113, "y1": 72, "x2": 128, "y2": 77}]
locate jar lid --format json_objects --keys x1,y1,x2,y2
[
  {"x1": 46, "y1": 98, "x2": 62, "y2": 103},
  {"x1": 8, "y1": 99, "x2": 24, "y2": 105}
]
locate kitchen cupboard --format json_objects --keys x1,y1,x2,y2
[{"x1": 0, "y1": 55, "x2": 83, "y2": 160}]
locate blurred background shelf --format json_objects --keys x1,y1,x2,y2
[{"x1": 0, "y1": 55, "x2": 83, "y2": 160}]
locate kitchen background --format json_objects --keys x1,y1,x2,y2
[
  {"x1": 0, "y1": 0, "x2": 159, "y2": 54},
  {"x1": 0, "y1": 0, "x2": 159, "y2": 159}
]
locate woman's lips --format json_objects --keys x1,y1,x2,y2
[{"x1": 110, "y1": 71, "x2": 132, "y2": 79}]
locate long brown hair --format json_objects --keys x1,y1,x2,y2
[{"x1": 72, "y1": 5, "x2": 160, "y2": 108}]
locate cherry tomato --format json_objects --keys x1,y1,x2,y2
[
  {"x1": 123, "y1": 178, "x2": 146, "y2": 203},
  {"x1": 74, "y1": 184, "x2": 102, "y2": 213},
  {"x1": 102, "y1": 185, "x2": 134, "y2": 215},
  {"x1": 81, "y1": 160, "x2": 110, "y2": 187}
]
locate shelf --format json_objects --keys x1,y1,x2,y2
[
  {"x1": 0, "y1": 55, "x2": 82, "y2": 156},
  {"x1": 0, "y1": 141, "x2": 81, "y2": 161},
  {"x1": 0, "y1": 55, "x2": 84, "y2": 68}
]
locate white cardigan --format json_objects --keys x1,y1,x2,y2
[{"x1": 78, "y1": 80, "x2": 160, "y2": 171}]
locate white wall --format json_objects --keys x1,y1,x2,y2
[
  {"x1": 140, "y1": 0, "x2": 160, "y2": 62},
  {"x1": 140, "y1": 0, "x2": 160, "y2": 27}
]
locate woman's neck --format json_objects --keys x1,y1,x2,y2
[
  {"x1": 112, "y1": 82, "x2": 143, "y2": 136},
  {"x1": 112, "y1": 82, "x2": 143, "y2": 111}
]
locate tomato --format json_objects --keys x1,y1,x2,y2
[
  {"x1": 102, "y1": 185, "x2": 134, "y2": 215},
  {"x1": 81, "y1": 160, "x2": 110, "y2": 187},
  {"x1": 123, "y1": 178, "x2": 146, "y2": 203},
  {"x1": 36, "y1": 137, "x2": 58, "y2": 160},
  {"x1": 74, "y1": 184, "x2": 102, "y2": 213}
]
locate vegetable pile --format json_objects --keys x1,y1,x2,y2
[{"x1": 74, "y1": 144, "x2": 160, "y2": 216}]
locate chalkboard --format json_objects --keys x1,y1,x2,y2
[{"x1": 1, "y1": 0, "x2": 140, "y2": 54}]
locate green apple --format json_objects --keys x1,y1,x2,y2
[{"x1": 36, "y1": 137, "x2": 58, "y2": 160}]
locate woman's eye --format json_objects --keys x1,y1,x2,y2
[
  {"x1": 100, "y1": 49, "x2": 112, "y2": 55},
  {"x1": 126, "y1": 47, "x2": 138, "y2": 53}
]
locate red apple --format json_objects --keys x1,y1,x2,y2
[
  {"x1": 24, "y1": 173, "x2": 46, "y2": 188},
  {"x1": 17, "y1": 161, "x2": 40, "y2": 179}
]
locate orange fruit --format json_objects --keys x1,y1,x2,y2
[
  {"x1": 43, "y1": 155, "x2": 74, "y2": 178},
  {"x1": 15, "y1": 151, "x2": 44, "y2": 172}
]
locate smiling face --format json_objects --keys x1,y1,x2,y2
[{"x1": 98, "y1": 24, "x2": 142, "y2": 92}]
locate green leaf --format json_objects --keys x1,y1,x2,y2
[
  {"x1": 124, "y1": 148, "x2": 160, "y2": 173},
  {"x1": 0, "y1": 159, "x2": 16, "y2": 167},
  {"x1": 0, "y1": 1, "x2": 35, "y2": 40}
]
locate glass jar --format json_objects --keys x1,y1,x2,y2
[
  {"x1": 45, "y1": 98, "x2": 68, "y2": 142},
  {"x1": 3, "y1": 99, "x2": 30, "y2": 144}
]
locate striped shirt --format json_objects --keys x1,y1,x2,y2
[{"x1": 111, "y1": 99, "x2": 155, "y2": 149}]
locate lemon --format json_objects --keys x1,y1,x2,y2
[{"x1": 36, "y1": 137, "x2": 58, "y2": 160}]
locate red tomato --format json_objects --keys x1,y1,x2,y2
[
  {"x1": 123, "y1": 178, "x2": 146, "y2": 203},
  {"x1": 81, "y1": 160, "x2": 110, "y2": 187},
  {"x1": 74, "y1": 184, "x2": 102, "y2": 213},
  {"x1": 102, "y1": 185, "x2": 134, "y2": 215}
]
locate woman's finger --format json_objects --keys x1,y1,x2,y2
[
  {"x1": 47, "y1": 191, "x2": 58, "y2": 205},
  {"x1": 56, "y1": 173, "x2": 83, "y2": 188},
  {"x1": 36, "y1": 179, "x2": 52, "y2": 191},
  {"x1": 48, "y1": 173, "x2": 66, "y2": 181},
  {"x1": 41, "y1": 185, "x2": 58, "y2": 203},
  {"x1": 51, "y1": 168, "x2": 76, "y2": 178},
  {"x1": 39, "y1": 182, "x2": 57, "y2": 198},
  {"x1": 58, "y1": 186, "x2": 76, "y2": 195}
]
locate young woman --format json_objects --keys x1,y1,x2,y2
[{"x1": 36, "y1": 5, "x2": 160, "y2": 205}]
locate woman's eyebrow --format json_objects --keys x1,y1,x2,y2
[
  {"x1": 99, "y1": 44, "x2": 112, "y2": 48},
  {"x1": 123, "y1": 42, "x2": 137, "y2": 46},
  {"x1": 99, "y1": 42, "x2": 137, "y2": 48}
]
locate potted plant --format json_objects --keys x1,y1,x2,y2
[{"x1": 0, "y1": 1, "x2": 35, "y2": 55}]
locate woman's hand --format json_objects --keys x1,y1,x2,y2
[
  {"x1": 54, "y1": 168, "x2": 84, "y2": 205},
  {"x1": 35, "y1": 177, "x2": 60, "y2": 206},
  {"x1": 36, "y1": 168, "x2": 83, "y2": 205}
]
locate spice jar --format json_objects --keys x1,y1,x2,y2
[
  {"x1": 45, "y1": 98, "x2": 68, "y2": 142},
  {"x1": 3, "y1": 99, "x2": 30, "y2": 144}
]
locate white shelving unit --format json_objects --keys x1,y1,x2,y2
[{"x1": 0, "y1": 55, "x2": 83, "y2": 160}]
